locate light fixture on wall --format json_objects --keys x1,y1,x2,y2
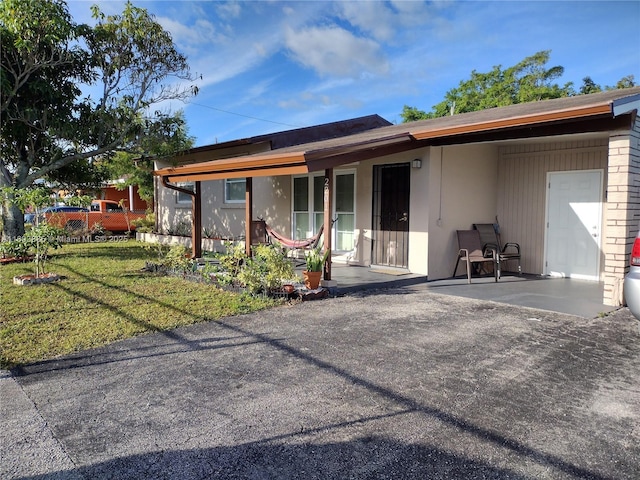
[{"x1": 412, "y1": 159, "x2": 422, "y2": 169}]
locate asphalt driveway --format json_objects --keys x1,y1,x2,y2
[{"x1": 2, "y1": 287, "x2": 639, "y2": 479}]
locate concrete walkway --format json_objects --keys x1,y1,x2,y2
[{"x1": 2, "y1": 289, "x2": 639, "y2": 479}]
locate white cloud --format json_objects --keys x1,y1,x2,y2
[
  {"x1": 390, "y1": 0, "x2": 433, "y2": 17},
  {"x1": 253, "y1": 42, "x2": 268, "y2": 57},
  {"x1": 282, "y1": 5, "x2": 295, "y2": 16},
  {"x1": 337, "y1": 0, "x2": 434, "y2": 42},
  {"x1": 190, "y1": 51, "x2": 262, "y2": 89},
  {"x1": 157, "y1": 17, "x2": 226, "y2": 48},
  {"x1": 278, "y1": 98, "x2": 306, "y2": 110},
  {"x1": 246, "y1": 77, "x2": 277, "y2": 102},
  {"x1": 308, "y1": 77, "x2": 355, "y2": 94},
  {"x1": 338, "y1": 2, "x2": 396, "y2": 41},
  {"x1": 284, "y1": 26, "x2": 389, "y2": 78},
  {"x1": 216, "y1": 1, "x2": 241, "y2": 20}
]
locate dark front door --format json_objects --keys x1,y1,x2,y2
[{"x1": 372, "y1": 163, "x2": 410, "y2": 268}]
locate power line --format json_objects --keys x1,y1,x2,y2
[{"x1": 185, "y1": 101, "x2": 304, "y2": 129}]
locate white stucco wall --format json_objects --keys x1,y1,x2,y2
[
  {"x1": 154, "y1": 141, "x2": 281, "y2": 240},
  {"x1": 345, "y1": 144, "x2": 497, "y2": 278},
  {"x1": 155, "y1": 175, "x2": 291, "y2": 240},
  {"x1": 426, "y1": 144, "x2": 499, "y2": 280}
]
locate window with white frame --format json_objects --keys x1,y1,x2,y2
[
  {"x1": 334, "y1": 173, "x2": 355, "y2": 251},
  {"x1": 225, "y1": 178, "x2": 246, "y2": 203},
  {"x1": 175, "y1": 182, "x2": 194, "y2": 204},
  {"x1": 292, "y1": 171, "x2": 355, "y2": 251}
]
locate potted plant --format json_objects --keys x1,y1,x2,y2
[{"x1": 303, "y1": 246, "x2": 329, "y2": 289}]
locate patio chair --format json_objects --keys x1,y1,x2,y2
[
  {"x1": 473, "y1": 222, "x2": 521, "y2": 279},
  {"x1": 453, "y1": 230, "x2": 498, "y2": 283}
]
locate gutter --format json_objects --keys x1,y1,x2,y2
[
  {"x1": 160, "y1": 176, "x2": 202, "y2": 258},
  {"x1": 161, "y1": 175, "x2": 194, "y2": 197}
]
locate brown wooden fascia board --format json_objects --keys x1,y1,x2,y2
[
  {"x1": 410, "y1": 104, "x2": 613, "y2": 140},
  {"x1": 428, "y1": 112, "x2": 633, "y2": 146},
  {"x1": 164, "y1": 137, "x2": 428, "y2": 179},
  {"x1": 155, "y1": 151, "x2": 306, "y2": 176},
  {"x1": 156, "y1": 134, "x2": 413, "y2": 180},
  {"x1": 305, "y1": 138, "x2": 429, "y2": 171}
]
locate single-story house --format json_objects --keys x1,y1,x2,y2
[
  {"x1": 154, "y1": 88, "x2": 640, "y2": 307},
  {"x1": 152, "y1": 114, "x2": 391, "y2": 237}
]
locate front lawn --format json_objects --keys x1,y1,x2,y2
[{"x1": 0, "y1": 240, "x2": 280, "y2": 369}]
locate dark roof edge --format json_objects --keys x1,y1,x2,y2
[{"x1": 169, "y1": 114, "x2": 392, "y2": 158}]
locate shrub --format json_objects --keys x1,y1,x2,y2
[
  {"x1": 237, "y1": 243, "x2": 298, "y2": 293},
  {"x1": 168, "y1": 220, "x2": 192, "y2": 237},
  {"x1": 160, "y1": 245, "x2": 193, "y2": 272},
  {"x1": 131, "y1": 211, "x2": 155, "y2": 233},
  {"x1": 0, "y1": 237, "x2": 31, "y2": 259},
  {"x1": 212, "y1": 241, "x2": 247, "y2": 286},
  {"x1": 202, "y1": 226, "x2": 232, "y2": 239},
  {"x1": 255, "y1": 243, "x2": 298, "y2": 290}
]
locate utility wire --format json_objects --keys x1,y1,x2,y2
[{"x1": 185, "y1": 101, "x2": 304, "y2": 129}]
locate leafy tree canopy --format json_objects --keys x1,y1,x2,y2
[
  {"x1": 401, "y1": 51, "x2": 636, "y2": 122},
  {"x1": 101, "y1": 111, "x2": 195, "y2": 202},
  {"x1": 0, "y1": 0, "x2": 197, "y2": 239}
]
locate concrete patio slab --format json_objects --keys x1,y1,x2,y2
[{"x1": 329, "y1": 265, "x2": 615, "y2": 319}]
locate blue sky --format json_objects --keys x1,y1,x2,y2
[{"x1": 68, "y1": 0, "x2": 640, "y2": 147}]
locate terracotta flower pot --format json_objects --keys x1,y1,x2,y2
[{"x1": 302, "y1": 270, "x2": 322, "y2": 290}]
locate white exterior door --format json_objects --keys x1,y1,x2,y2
[{"x1": 545, "y1": 170, "x2": 603, "y2": 281}]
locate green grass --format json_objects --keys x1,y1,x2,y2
[{"x1": 0, "y1": 240, "x2": 280, "y2": 369}]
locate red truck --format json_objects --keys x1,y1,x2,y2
[{"x1": 42, "y1": 200, "x2": 147, "y2": 234}]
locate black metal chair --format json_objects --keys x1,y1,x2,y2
[{"x1": 473, "y1": 223, "x2": 521, "y2": 278}]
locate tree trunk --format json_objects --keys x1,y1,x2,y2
[{"x1": 1, "y1": 199, "x2": 25, "y2": 241}]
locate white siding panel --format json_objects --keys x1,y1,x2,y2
[{"x1": 497, "y1": 140, "x2": 608, "y2": 274}]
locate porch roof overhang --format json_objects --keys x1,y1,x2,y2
[
  {"x1": 156, "y1": 133, "x2": 420, "y2": 182},
  {"x1": 154, "y1": 87, "x2": 640, "y2": 183}
]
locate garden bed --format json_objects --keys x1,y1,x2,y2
[
  {"x1": 0, "y1": 255, "x2": 34, "y2": 265},
  {"x1": 13, "y1": 272, "x2": 61, "y2": 286},
  {"x1": 139, "y1": 242, "x2": 319, "y2": 301},
  {"x1": 141, "y1": 260, "x2": 309, "y2": 300},
  {"x1": 136, "y1": 232, "x2": 233, "y2": 254}
]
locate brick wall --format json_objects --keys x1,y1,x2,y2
[{"x1": 604, "y1": 115, "x2": 640, "y2": 306}]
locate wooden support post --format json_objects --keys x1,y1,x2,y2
[
  {"x1": 245, "y1": 177, "x2": 253, "y2": 257},
  {"x1": 192, "y1": 181, "x2": 202, "y2": 259},
  {"x1": 323, "y1": 168, "x2": 333, "y2": 281}
]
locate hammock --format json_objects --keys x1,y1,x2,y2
[{"x1": 265, "y1": 223, "x2": 324, "y2": 250}]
